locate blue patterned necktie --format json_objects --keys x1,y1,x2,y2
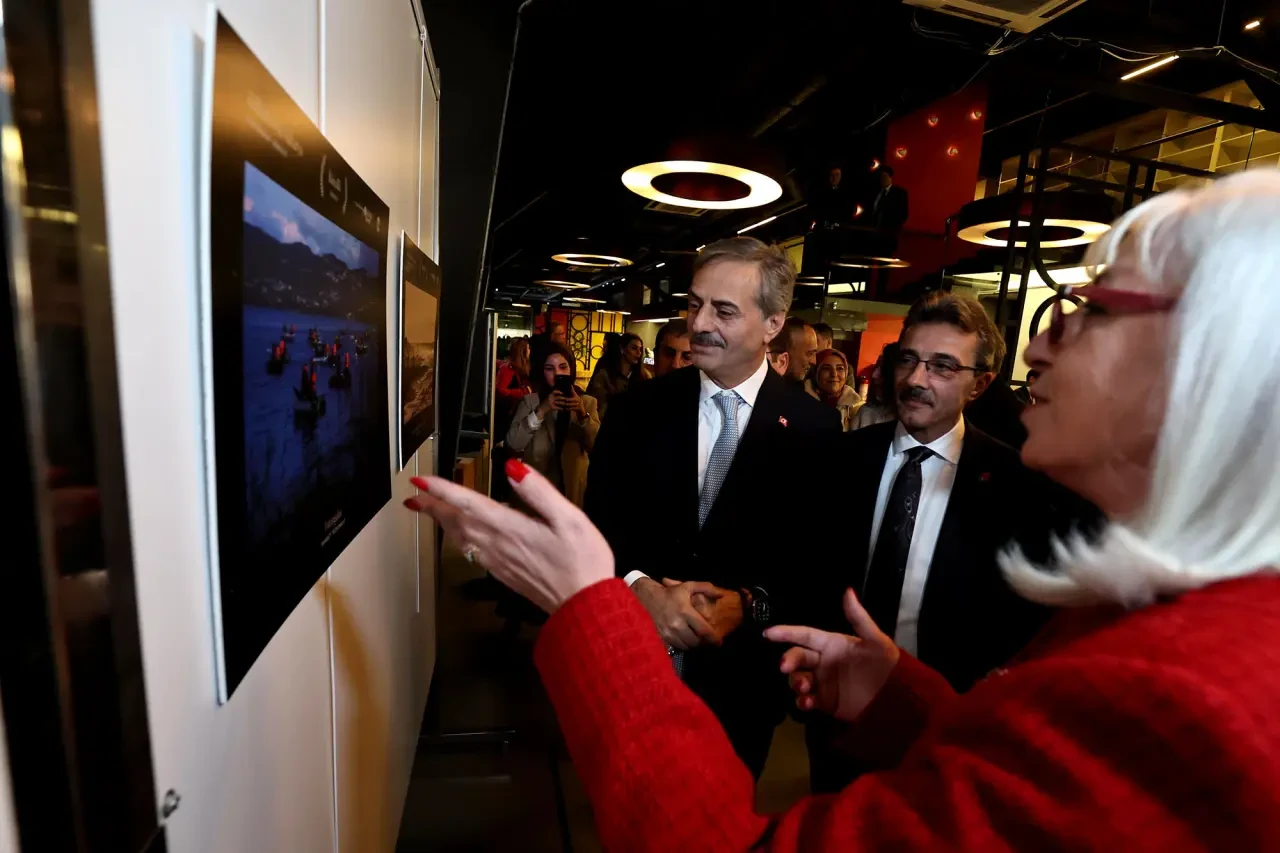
[
  {"x1": 672, "y1": 390, "x2": 743, "y2": 679},
  {"x1": 699, "y1": 390, "x2": 742, "y2": 529},
  {"x1": 670, "y1": 389, "x2": 742, "y2": 676}
]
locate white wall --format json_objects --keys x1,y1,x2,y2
[
  {"x1": 0, "y1": 704, "x2": 16, "y2": 853},
  {"x1": 90, "y1": 1, "x2": 439, "y2": 850}
]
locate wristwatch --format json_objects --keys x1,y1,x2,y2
[{"x1": 739, "y1": 586, "x2": 771, "y2": 627}]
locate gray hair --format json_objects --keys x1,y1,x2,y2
[
  {"x1": 693, "y1": 237, "x2": 795, "y2": 318},
  {"x1": 1002, "y1": 170, "x2": 1280, "y2": 608}
]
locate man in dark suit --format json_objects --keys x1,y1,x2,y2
[
  {"x1": 867, "y1": 165, "x2": 909, "y2": 233},
  {"x1": 585, "y1": 237, "x2": 841, "y2": 778},
  {"x1": 807, "y1": 292, "x2": 1099, "y2": 791}
]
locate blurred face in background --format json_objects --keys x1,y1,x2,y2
[
  {"x1": 829, "y1": 167, "x2": 843, "y2": 188},
  {"x1": 654, "y1": 332, "x2": 692, "y2": 377},
  {"x1": 786, "y1": 325, "x2": 819, "y2": 382},
  {"x1": 894, "y1": 322, "x2": 991, "y2": 442},
  {"x1": 687, "y1": 260, "x2": 784, "y2": 385},
  {"x1": 550, "y1": 323, "x2": 566, "y2": 345},
  {"x1": 815, "y1": 352, "x2": 848, "y2": 397},
  {"x1": 623, "y1": 337, "x2": 644, "y2": 367}
]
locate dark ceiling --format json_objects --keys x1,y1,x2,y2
[{"x1": 484, "y1": 0, "x2": 1280, "y2": 309}]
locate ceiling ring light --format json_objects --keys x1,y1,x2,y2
[
  {"x1": 533, "y1": 279, "x2": 592, "y2": 289},
  {"x1": 551, "y1": 253, "x2": 633, "y2": 268},
  {"x1": 955, "y1": 192, "x2": 1118, "y2": 249},
  {"x1": 956, "y1": 218, "x2": 1110, "y2": 249},
  {"x1": 832, "y1": 256, "x2": 911, "y2": 269},
  {"x1": 621, "y1": 159, "x2": 783, "y2": 211}
]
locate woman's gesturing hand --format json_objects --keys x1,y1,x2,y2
[
  {"x1": 405, "y1": 459, "x2": 614, "y2": 614},
  {"x1": 764, "y1": 589, "x2": 901, "y2": 724}
]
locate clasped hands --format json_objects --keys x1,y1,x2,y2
[
  {"x1": 631, "y1": 577, "x2": 744, "y2": 650},
  {"x1": 636, "y1": 577, "x2": 901, "y2": 724}
]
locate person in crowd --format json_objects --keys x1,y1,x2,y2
[
  {"x1": 805, "y1": 291, "x2": 1098, "y2": 791},
  {"x1": 530, "y1": 320, "x2": 567, "y2": 370},
  {"x1": 495, "y1": 337, "x2": 532, "y2": 426},
  {"x1": 849, "y1": 343, "x2": 897, "y2": 430},
  {"x1": 586, "y1": 331, "x2": 645, "y2": 421},
  {"x1": 866, "y1": 165, "x2": 909, "y2": 233},
  {"x1": 405, "y1": 170, "x2": 1280, "y2": 852},
  {"x1": 812, "y1": 321, "x2": 835, "y2": 352},
  {"x1": 966, "y1": 372, "x2": 1029, "y2": 448},
  {"x1": 652, "y1": 318, "x2": 693, "y2": 378},
  {"x1": 581, "y1": 236, "x2": 840, "y2": 777},
  {"x1": 549, "y1": 321, "x2": 566, "y2": 346},
  {"x1": 812, "y1": 166, "x2": 855, "y2": 230},
  {"x1": 767, "y1": 316, "x2": 817, "y2": 386},
  {"x1": 1015, "y1": 368, "x2": 1041, "y2": 405},
  {"x1": 506, "y1": 342, "x2": 599, "y2": 508},
  {"x1": 805, "y1": 348, "x2": 862, "y2": 431}
]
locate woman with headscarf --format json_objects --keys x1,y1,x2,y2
[
  {"x1": 804, "y1": 348, "x2": 863, "y2": 431},
  {"x1": 405, "y1": 172, "x2": 1280, "y2": 851}
]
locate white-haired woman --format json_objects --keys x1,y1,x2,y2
[{"x1": 405, "y1": 172, "x2": 1280, "y2": 851}]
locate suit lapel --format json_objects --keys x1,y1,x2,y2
[
  {"x1": 919, "y1": 424, "x2": 991, "y2": 638},
  {"x1": 847, "y1": 424, "x2": 894, "y2": 592},
  {"x1": 671, "y1": 367, "x2": 702, "y2": 537}
]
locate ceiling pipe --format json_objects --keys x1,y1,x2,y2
[{"x1": 751, "y1": 74, "x2": 829, "y2": 138}]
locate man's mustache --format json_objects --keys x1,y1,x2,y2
[
  {"x1": 691, "y1": 332, "x2": 726, "y2": 349},
  {"x1": 899, "y1": 385, "x2": 933, "y2": 406}
]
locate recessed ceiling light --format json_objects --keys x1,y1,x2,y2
[
  {"x1": 1245, "y1": 18, "x2": 1262, "y2": 30},
  {"x1": 552, "y1": 253, "x2": 632, "y2": 268},
  {"x1": 564, "y1": 296, "x2": 607, "y2": 304},
  {"x1": 654, "y1": 262, "x2": 666, "y2": 269},
  {"x1": 596, "y1": 309, "x2": 632, "y2": 315},
  {"x1": 621, "y1": 160, "x2": 782, "y2": 210},
  {"x1": 512, "y1": 302, "x2": 531, "y2": 308},
  {"x1": 637, "y1": 316, "x2": 682, "y2": 323},
  {"x1": 696, "y1": 244, "x2": 706, "y2": 252},
  {"x1": 672, "y1": 292, "x2": 687, "y2": 297}
]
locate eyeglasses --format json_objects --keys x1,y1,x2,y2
[
  {"x1": 895, "y1": 351, "x2": 982, "y2": 381},
  {"x1": 1048, "y1": 283, "x2": 1179, "y2": 346}
]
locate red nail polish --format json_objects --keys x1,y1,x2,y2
[
  {"x1": 505, "y1": 458, "x2": 529, "y2": 483},
  {"x1": 410, "y1": 476, "x2": 429, "y2": 491},
  {"x1": 403, "y1": 497, "x2": 421, "y2": 511}
]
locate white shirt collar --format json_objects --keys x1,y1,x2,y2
[
  {"x1": 699, "y1": 358, "x2": 769, "y2": 409},
  {"x1": 891, "y1": 416, "x2": 965, "y2": 466}
]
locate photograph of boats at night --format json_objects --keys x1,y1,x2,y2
[
  {"x1": 202, "y1": 12, "x2": 390, "y2": 699},
  {"x1": 398, "y1": 233, "x2": 440, "y2": 469}
]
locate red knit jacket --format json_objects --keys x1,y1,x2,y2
[{"x1": 534, "y1": 575, "x2": 1280, "y2": 852}]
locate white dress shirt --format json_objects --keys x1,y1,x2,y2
[
  {"x1": 864, "y1": 417, "x2": 965, "y2": 656},
  {"x1": 623, "y1": 358, "x2": 770, "y2": 587}
]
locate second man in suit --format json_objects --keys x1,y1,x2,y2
[
  {"x1": 808, "y1": 291, "x2": 1099, "y2": 790},
  {"x1": 585, "y1": 237, "x2": 841, "y2": 778}
]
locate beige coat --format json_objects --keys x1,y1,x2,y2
[
  {"x1": 505, "y1": 392, "x2": 600, "y2": 507},
  {"x1": 805, "y1": 379, "x2": 864, "y2": 432}
]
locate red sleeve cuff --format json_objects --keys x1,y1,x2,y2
[{"x1": 830, "y1": 650, "x2": 958, "y2": 768}]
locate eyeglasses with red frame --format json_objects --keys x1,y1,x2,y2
[{"x1": 1047, "y1": 282, "x2": 1179, "y2": 345}]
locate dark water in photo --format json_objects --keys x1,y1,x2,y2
[{"x1": 242, "y1": 305, "x2": 382, "y2": 551}]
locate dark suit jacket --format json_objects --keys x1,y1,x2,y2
[
  {"x1": 868, "y1": 184, "x2": 909, "y2": 232},
  {"x1": 584, "y1": 365, "x2": 841, "y2": 716},
  {"x1": 830, "y1": 419, "x2": 1101, "y2": 692}
]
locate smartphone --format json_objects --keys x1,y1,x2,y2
[{"x1": 554, "y1": 375, "x2": 575, "y2": 398}]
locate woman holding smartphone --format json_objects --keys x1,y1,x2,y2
[{"x1": 506, "y1": 342, "x2": 600, "y2": 508}]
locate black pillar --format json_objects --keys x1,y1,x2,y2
[{"x1": 420, "y1": 0, "x2": 524, "y2": 476}]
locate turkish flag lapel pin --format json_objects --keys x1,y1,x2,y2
[{"x1": 778, "y1": 416, "x2": 788, "y2": 427}]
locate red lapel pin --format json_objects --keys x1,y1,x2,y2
[
  {"x1": 980, "y1": 471, "x2": 991, "y2": 482},
  {"x1": 778, "y1": 416, "x2": 788, "y2": 427}
]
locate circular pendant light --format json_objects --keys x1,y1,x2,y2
[
  {"x1": 832, "y1": 256, "x2": 911, "y2": 270},
  {"x1": 551, "y1": 253, "x2": 633, "y2": 268},
  {"x1": 533, "y1": 279, "x2": 592, "y2": 289},
  {"x1": 621, "y1": 160, "x2": 783, "y2": 210},
  {"x1": 955, "y1": 192, "x2": 1118, "y2": 249}
]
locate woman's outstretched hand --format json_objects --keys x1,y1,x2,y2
[
  {"x1": 764, "y1": 589, "x2": 901, "y2": 724},
  {"x1": 404, "y1": 459, "x2": 614, "y2": 614}
]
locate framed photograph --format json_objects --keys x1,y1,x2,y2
[
  {"x1": 398, "y1": 233, "x2": 440, "y2": 469},
  {"x1": 200, "y1": 12, "x2": 391, "y2": 700}
]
